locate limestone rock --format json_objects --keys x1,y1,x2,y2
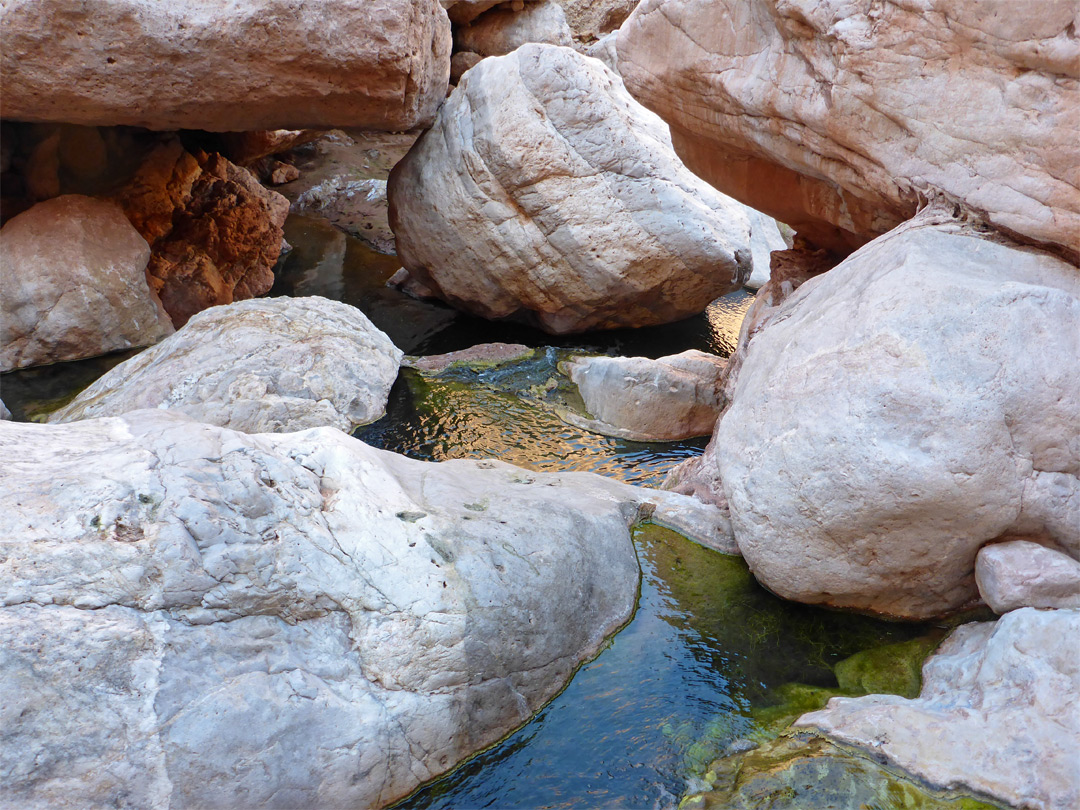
[
  {"x1": 617, "y1": 0, "x2": 1080, "y2": 258},
  {"x1": 0, "y1": 409, "x2": 733, "y2": 807},
  {"x1": 586, "y1": 31, "x2": 619, "y2": 73},
  {"x1": 450, "y1": 51, "x2": 484, "y2": 84},
  {"x1": 797, "y1": 608, "x2": 1080, "y2": 810},
  {"x1": 293, "y1": 178, "x2": 395, "y2": 255},
  {"x1": 0, "y1": 195, "x2": 173, "y2": 371},
  {"x1": 455, "y1": 0, "x2": 573, "y2": 56},
  {"x1": 48, "y1": 297, "x2": 403, "y2": 434},
  {"x1": 116, "y1": 142, "x2": 289, "y2": 327},
  {"x1": 559, "y1": 0, "x2": 640, "y2": 41},
  {"x1": 976, "y1": 541, "x2": 1080, "y2": 614},
  {"x1": 713, "y1": 222, "x2": 1080, "y2": 619},
  {"x1": 442, "y1": 0, "x2": 507, "y2": 25},
  {"x1": 388, "y1": 44, "x2": 753, "y2": 334},
  {"x1": 0, "y1": 0, "x2": 451, "y2": 132},
  {"x1": 564, "y1": 350, "x2": 727, "y2": 441},
  {"x1": 406, "y1": 342, "x2": 536, "y2": 374}
]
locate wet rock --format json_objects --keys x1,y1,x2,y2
[
  {"x1": 711, "y1": 221, "x2": 1080, "y2": 619},
  {"x1": 1, "y1": 0, "x2": 451, "y2": 132},
  {"x1": 563, "y1": 350, "x2": 726, "y2": 441},
  {"x1": 0, "y1": 195, "x2": 173, "y2": 372},
  {"x1": 976, "y1": 541, "x2": 1080, "y2": 613},
  {"x1": 48, "y1": 297, "x2": 403, "y2": 434},
  {"x1": 617, "y1": 0, "x2": 1080, "y2": 259},
  {"x1": 406, "y1": 343, "x2": 537, "y2": 374},
  {"x1": 0, "y1": 410, "x2": 645, "y2": 808},
  {"x1": 292, "y1": 178, "x2": 394, "y2": 254},
  {"x1": 798, "y1": 608, "x2": 1080, "y2": 810},
  {"x1": 455, "y1": 0, "x2": 573, "y2": 56},
  {"x1": 116, "y1": 142, "x2": 289, "y2": 327},
  {"x1": 0, "y1": 400, "x2": 10, "y2": 420},
  {"x1": 389, "y1": 44, "x2": 753, "y2": 334}
]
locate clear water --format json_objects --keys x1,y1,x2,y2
[{"x1": 0, "y1": 217, "x2": 938, "y2": 809}]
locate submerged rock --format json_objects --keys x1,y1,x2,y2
[
  {"x1": 563, "y1": 350, "x2": 726, "y2": 441},
  {"x1": 0, "y1": 195, "x2": 173, "y2": 371},
  {"x1": 389, "y1": 44, "x2": 753, "y2": 334},
  {"x1": 0, "y1": 410, "x2": 733, "y2": 807},
  {"x1": 798, "y1": 608, "x2": 1080, "y2": 810},
  {"x1": 976, "y1": 541, "x2": 1080, "y2": 613},
  {"x1": 0, "y1": 0, "x2": 451, "y2": 132},
  {"x1": 116, "y1": 142, "x2": 289, "y2": 327},
  {"x1": 48, "y1": 297, "x2": 403, "y2": 434},
  {"x1": 710, "y1": 222, "x2": 1080, "y2": 619},
  {"x1": 617, "y1": 0, "x2": 1080, "y2": 258},
  {"x1": 455, "y1": 0, "x2": 573, "y2": 56},
  {"x1": 405, "y1": 342, "x2": 537, "y2": 374}
]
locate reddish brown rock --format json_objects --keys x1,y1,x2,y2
[
  {"x1": 116, "y1": 142, "x2": 289, "y2": 327},
  {"x1": 617, "y1": 0, "x2": 1080, "y2": 258}
]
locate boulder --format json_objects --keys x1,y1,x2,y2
[
  {"x1": 389, "y1": 44, "x2": 753, "y2": 334},
  {"x1": 442, "y1": 0, "x2": 507, "y2": 25},
  {"x1": 797, "y1": 608, "x2": 1080, "y2": 810},
  {"x1": 559, "y1": 0, "x2": 640, "y2": 41},
  {"x1": 0, "y1": 195, "x2": 173, "y2": 371},
  {"x1": 0, "y1": 400, "x2": 10, "y2": 420},
  {"x1": 617, "y1": 0, "x2": 1080, "y2": 259},
  {"x1": 586, "y1": 31, "x2": 619, "y2": 73},
  {"x1": 711, "y1": 222, "x2": 1080, "y2": 619},
  {"x1": 450, "y1": 51, "x2": 484, "y2": 84},
  {"x1": 48, "y1": 297, "x2": 403, "y2": 434},
  {"x1": 292, "y1": 178, "x2": 395, "y2": 254},
  {"x1": 455, "y1": 0, "x2": 573, "y2": 56},
  {"x1": 0, "y1": 0, "x2": 451, "y2": 132},
  {"x1": 0, "y1": 409, "x2": 732, "y2": 807},
  {"x1": 116, "y1": 142, "x2": 289, "y2": 327},
  {"x1": 563, "y1": 350, "x2": 727, "y2": 441},
  {"x1": 976, "y1": 541, "x2": 1080, "y2": 614},
  {"x1": 218, "y1": 130, "x2": 325, "y2": 167}
]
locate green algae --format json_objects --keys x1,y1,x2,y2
[{"x1": 684, "y1": 733, "x2": 1007, "y2": 810}]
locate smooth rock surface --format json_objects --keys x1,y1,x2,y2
[
  {"x1": 798, "y1": 608, "x2": 1080, "y2": 810},
  {"x1": 116, "y1": 142, "x2": 289, "y2": 327},
  {"x1": 0, "y1": 195, "x2": 173, "y2": 371},
  {"x1": 744, "y1": 209, "x2": 789, "y2": 290},
  {"x1": 0, "y1": 409, "x2": 733, "y2": 807},
  {"x1": 617, "y1": 0, "x2": 1080, "y2": 258},
  {"x1": 389, "y1": 44, "x2": 753, "y2": 334},
  {"x1": 0, "y1": 400, "x2": 10, "y2": 420},
  {"x1": 455, "y1": 0, "x2": 573, "y2": 56},
  {"x1": 564, "y1": 350, "x2": 727, "y2": 441},
  {"x1": 48, "y1": 297, "x2": 403, "y2": 434},
  {"x1": 713, "y1": 222, "x2": 1080, "y2": 619},
  {"x1": 292, "y1": 178, "x2": 395, "y2": 254},
  {"x1": 1, "y1": 0, "x2": 451, "y2": 132},
  {"x1": 976, "y1": 541, "x2": 1080, "y2": 614},
  {"x1": 586, "y1": 31, "x2": 619, "y2": 73}
]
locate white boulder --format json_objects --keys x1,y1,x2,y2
[
  {"x1": 388, "y1": 44, "x2": 753, "y2": 334},
  {"x1": 976, "y1": 540, "x2": 1080, "y2": 614},
  {"x1": 797, "y1": 608, "x2": 1080, "y2": 810},
  {"x1": 564, "y1": 350, "x2": 727, "y2": 441},
  {"x1": 48, "y1": 297, "x2": 403, "y2": 434},
  {"x1": 0, "y1": 195, "x2": 173, "y2": 371},
  {"x1": 713, "y1": 222, "x2": 1080, "y2": 619},
  {"x1": 0, "y1": 411, "x2": 731, "y2": 808},
  {"x1": 455, "y1": 0, "x2": 573, "y2": 56}
]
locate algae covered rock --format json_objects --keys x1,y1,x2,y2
[{"x1": 48, "y1": 296, "x2": 403, "y2": 434}]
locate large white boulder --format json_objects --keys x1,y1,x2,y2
[
  {"x1": 712, "y1": 222, "x2": 1080, "y2": 619},
  {"x1": 564, "y1": 350, "x2": 727, "y2": 441},
  {"x1": 48, "y1": 297, "x2": 403, "y2": 434},
  {"x1": 976, "y1": 541, "x2": 1080, "y2": 614},
  {"x1": 0, "y1": 195, "x2": 174, "y2": 371},
  {"x1": 389, "y1": 44, "x2": 754, "y2": 334},
  {"x1": 617, "y1": 0, "x2": 1080, "y2": 259},
  {"x1": 0, "y1": 0, "x2": 451, "y2": 132},
  {"x1": 0, "y1": 411, "x2": 729, "y2": 808},
  {"x1": 797, "y1": 608, "x2": 1080, "y2": 810}
]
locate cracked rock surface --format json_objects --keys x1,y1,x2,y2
[
  {"x1": 797, "y1": 608, "x2": 1080, "y2": 810},
  {"x1": 706, "y1": 222, "x2": 1080, "y2": 619},
  {"x1": 48, "y1": 296, "x2": 403, "y2": 434},
  {"x1": 388, "y1": 43, "x2": 756, "y2": 334},
  {"x1": 0, "y1": 410, "x2": 671, "y2": 808},
  {"x1": 0, "y1": 0, "x2": 452, "y2": 132},
  {"x1": 617, "y1": 0, "x2": 1080, "y2": 258},
  {"x1": 0, "y1": 195, "x2": 174, "y2": 372}
]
